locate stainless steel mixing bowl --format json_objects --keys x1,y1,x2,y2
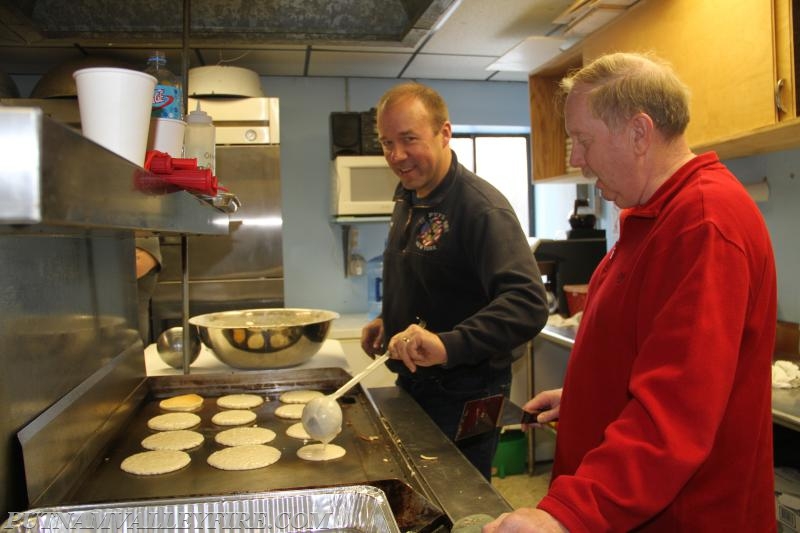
[
  {"x1": 188, "y1": 308, "x2": 340, "y2": 369},
  {"x1": 156, "y1": 326, "x2": 201, "y2": 369}
]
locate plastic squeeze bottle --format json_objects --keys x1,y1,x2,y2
[
  {"x1": 184, "y1": 102, "x2": 215, "y2": 172},
  {"x1": 366, "y1": 253, "x2": 383, "y2": 320}
]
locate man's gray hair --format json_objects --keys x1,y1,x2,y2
[{"x1": 560, "y1": 52, "x2": 691, "y2": 139}]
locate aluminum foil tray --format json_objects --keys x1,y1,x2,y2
[{"x1": 4, "y1": 485, "x2": 400, "y2": 532}]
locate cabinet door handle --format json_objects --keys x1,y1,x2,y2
[{"x1": 775, "y1": 78, "x2": 789, "y2": 114}]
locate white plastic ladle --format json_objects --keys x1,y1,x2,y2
[{"x1": 301, "y1": 353, "x2": 390, "y2": 443}]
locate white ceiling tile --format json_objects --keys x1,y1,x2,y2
[
  {"x1": 308, "y1": 50, "x2": 411, "y2": 78},
  {"x1": 402, "y1": 54, "x2": 497, "y2": 81},
  {"x1": 563, "y1": 6, "x2": 625, "y2": 37}
]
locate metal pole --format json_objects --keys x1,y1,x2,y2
[
  {"x1": 181, "y1": 234, "x2": 190, "y2": 374},
  {"x1": 182, "y1": 0, "x2": 190, "y2": 118},
  {"x1": 180, "y1": 0, "x2": 191, "y2": 375}
]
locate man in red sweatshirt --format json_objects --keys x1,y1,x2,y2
[{"x1": 485, "y1": 52, "x2": 777, "y2": 532}]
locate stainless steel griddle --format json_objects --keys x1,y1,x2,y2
[
  {"x1": 73, "y1": 368, "x2": 418, "y2": 500},
  {"x1": 18, "y1": 361, "x2": 513, "y2": 531},
  {"x1": 19, "y1": 368, "x2": 451, "y2": 530}
]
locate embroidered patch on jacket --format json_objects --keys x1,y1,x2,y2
[{"x1": 415, "y1": 212, "x2": 450, "y2": 251}]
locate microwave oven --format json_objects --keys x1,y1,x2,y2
[{"x1": 331, "y1": 155, "x2": 399, "y2": 216}]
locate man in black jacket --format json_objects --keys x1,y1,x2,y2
[{"x1": 361, "y1": 82, "x2": 549, "y2": 479}]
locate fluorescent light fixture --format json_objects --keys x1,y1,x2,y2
[
  {"x1": 487, "y1": 36, "x2": 570, "y2": 73},
  {"x1": 564, "y1": 6, "x2": 625, "y2": 36},
  {"x1": 554, "y1": 0, "x2": 594, "y2": 25},
  {"x1": 596, "y1": 0, "x2": 638, "y2": 6},
  {"x1": 432, "y1": 0, "x2": 464, "y2": 32}
]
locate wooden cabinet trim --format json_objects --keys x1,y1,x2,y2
[{"x1": 529, "y1": 75, "x2": 567, "y2": 182}]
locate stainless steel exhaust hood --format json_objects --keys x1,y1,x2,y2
[{"x1": 0, "y1": 0, "x2": 456, "y2": 49}]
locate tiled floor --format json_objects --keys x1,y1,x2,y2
[{"x1": 491, "y1": 461, "x2": 553, "y2": 510}]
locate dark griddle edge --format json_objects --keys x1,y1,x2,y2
[{"x1": 368, "y1": 387, "x2": 513, "y2": 524}]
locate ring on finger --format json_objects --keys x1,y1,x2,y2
[{"x1": 402, "y1": 337, "x2": 410, "y2": 343}]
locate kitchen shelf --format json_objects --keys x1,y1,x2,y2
[
  {"x1": 0, "y1": 106, "x2": 229, "y2": 236},
  {"x1": 534, "y1": 173, "x2": 596, "y2": 185},
  {"x1": 331, "y1": 216, "x2": 391, "y2": 277}
]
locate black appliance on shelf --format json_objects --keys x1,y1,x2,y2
[
  {"x1": 567, "y1": 198, "x2": 606, "y2": 240},
  {"x1": 329, "y1": 109, "x2": 382, "y2": 159},
  {"x1": 533, "y1": 238, "x2": 607, "y2": 316}
]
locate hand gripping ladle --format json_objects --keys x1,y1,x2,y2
[{"x1": 301, "y1": 353, "x2": 390, "y2": 443}]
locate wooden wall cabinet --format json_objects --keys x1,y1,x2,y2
[
  {"x1": 529, "y1": 73, "x2": 568, "y2": 182},
  {"x1": 529, "y1": 0, "x2": 799, "y2": 178},
  {"x1": 528, "y1": 55, "x2": 587, "y2": 183}
]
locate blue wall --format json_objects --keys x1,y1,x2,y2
[{"x1": 724, "y1": 149, "x2": 800, "y2": 322}]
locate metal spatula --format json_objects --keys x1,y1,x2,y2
[{"x1": 454, "y1": 394, "x2": 506, "y2": 441}]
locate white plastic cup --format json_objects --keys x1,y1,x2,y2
[
  {"x1": 148, "y1": 117, "x2": 186, "y2": 157},
  {"x1": 73, "y1": 67, "x2": 157, "y2": 166}
]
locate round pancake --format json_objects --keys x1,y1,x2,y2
[
  {"x1": 159, "y1": 393, "x2": 203, "y2": 412},
  {"x1": 141, "y1": 430, "x2": 203, "y2": 451},
  {"x1": 215, "y1": 427, "x2": 276, "y2": 446},
  {"x1": 216, "y1": 393, "x2": 264, "y2": 410},
  {"x1": 279, "y1": 390, "x2": 324, "y2": 404},
  {"x1": 207, "y1": 444, "x2": 281, "y2": 470},
  {"x1": 147, "y1": 412, "x2": 201, "y2": 431},
  {"x1": 297, "y1": 443, "x2": 346, "y2": 462},
  {"x1": 121, "y1": 450, "x2": 191, "y2": 475},
  {"x1": 274, "y1": 404, "x2": 305, "y2": 420},
  {"x1": 211, "y1": 409, "x2": 257, "y2": 426},
  {"x1": 286, "y1": 422, "x2": 312, "y2": 440}
]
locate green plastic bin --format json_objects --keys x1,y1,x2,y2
[{"x1": 492, "y1": 429, "x2": 527, "y2": 478}]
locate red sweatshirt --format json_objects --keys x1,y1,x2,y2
[{"x1": 538, "y1": 153, "x2": 777, "y2": 532}]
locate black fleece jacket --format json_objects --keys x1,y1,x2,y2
[{"x1": 382, "y1": 151, "x2": 548, "y2": 378}]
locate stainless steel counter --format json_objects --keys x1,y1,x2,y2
[
  {"x1": 538, "y1": 323, "x2": 578, "y2": 348},
  {"x1": 537, "y1": 324, "x2": 800, "y2": 433},
  {"x1": 529, "y1": 324, "x2": 575, "y2": 468},
  {"x1": 143, "y1": 338, "x2": 349, "y2": 376},
  {"x1": 773, "y1": 388, "x2": 800, "y2": 431}
]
